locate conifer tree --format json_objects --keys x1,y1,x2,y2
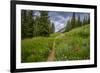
[
  {"x1": 39, "y1": 11, "x2": 51, "y2": 36},
  {"x1": 51, "y1": 22, "x2": 55, "y2": 33},
  {"x1": 21, "y1": 10, "x2": 34, "y2": 39},
  {"x1": 71, "y1": 12, "x2": 76, "y2": 28},
  {"x1": 65, "y1": 20, "x2": 71, "y2": 32},
  {"x1": 26, "y1": 10, "x2": 34, "y2": 38},
  {"x1": 21, "y1": 10, "x2": 27, "y2": 39},
  {"x1": 77, "y1": 15, "x2": 81, "y2": 27}
]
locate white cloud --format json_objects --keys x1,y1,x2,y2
[
  {"x1": 54, "y1": 16, "x2": 72, "y2": 32},
  {"x1": 49, "y1": 11, "x2": 72, "y2": 32},
  {"x1": 54, "y1": 21, "x2": 65, "y2": 32}
]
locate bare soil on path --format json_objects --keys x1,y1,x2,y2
[{"x1": 47, "y1": 34, "x2": 65, "y2": 61}]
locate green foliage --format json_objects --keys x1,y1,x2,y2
[
  {"x1": 21, "y1": 10, "x2": 34, "y2": 39},
  {"x1": 21, "y1": 10, "x2": 27, "y2": 39},
  {"x1": 21, "y1": 10, "x2": 55, "y2": 39},
  {"x1": 21, "y1": 25, "x2": 90, "y2": 62},
  {"x1": 65, "y1": 13, "x2": 90, "y2": 32},
  {"x1": 51, "y1": 23, "x2": 55, "y2": 33},
  {"x1": 50, "y1": 32, "x2": 62, "y2": 38},
  {"x1": 21, "y1": 10, "x2": 90, "y2": 62},
  {"x1": 35, "y1": 11, "x2": 50, "y2": 36},
  {"x1": 21, "y1": 37, "x2": 54, "y2": 62},
  {"x1": 65, "y1": 20, "x2": 72, "y2": 32},
  {"x1": 33, "y1": 11, "x2": 55, "y2": 37},
  {"x1": 75, "y1": 15, "x2": 82, "y2": 27},
  {"x1": 71, "y1": 12, "x2": 76, "y2": 28},
  {"x1": 55, "y1": 24, "x2": 90, "y2": 60},
  {"x1": 65, "y1": 12, "x2": 76, "y2": 32},
  {"x1": 82, "y1": 16, "x2": 90, "y2": 25}
]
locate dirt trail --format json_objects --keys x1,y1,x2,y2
[
  {"x1": 47, "y1": 41, "x2": 55, "y2": 61},
  {"x1": 47, "y1": 34, "x2": 65, "y2": 61}
]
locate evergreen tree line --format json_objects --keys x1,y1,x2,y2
[
  {"x1": 21, "y1": 10, "x2": 55, "y2": 39},
  {"x1": 65, "y1": 12, "x2": 90, "y2": 32}
]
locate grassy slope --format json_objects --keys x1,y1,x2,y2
[
  {"x1": 21, "y1": 24, "x2": 90, "y2": 62},
  {"x1": 21, "y1": 37, "x2": 54, "y2": 62},
  {"x1": 55, "y1": 24, "x2": 90, "y2": 61}
]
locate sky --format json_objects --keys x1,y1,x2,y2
[
  {"x1": 48, "y1": 12, "x2": 72, "y2": 32},
  {"x1": 33, "y1": 11, "x2": 90, "y2": 32}
]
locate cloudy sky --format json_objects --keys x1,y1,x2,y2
[
  {"x1": 33, "y1": 11, "x2": 89, "y2": 32},
  {"x1": 48, "y1": 12, "x2": 72, "y2": 32}
]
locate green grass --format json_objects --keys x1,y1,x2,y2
[
  {"x1": 50, "y1": 32, "x2": 62, "y2": 38},
  {"x1": 55, "y1": 24, "x2": 90, "y2": 61},
  {"x1": 21, "y1": 24, "x2": 90, "y2": 62},
  {"x1": 21, "y1": 37, "x2": 54, "y2": 62}
]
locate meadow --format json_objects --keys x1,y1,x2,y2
[{"x1": 21, "y1": 24, "x2": 90, "y2": 63}]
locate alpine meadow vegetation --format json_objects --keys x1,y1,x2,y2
[{"x1": 21, "y1": 10, "x2": 90, "y2": 63}]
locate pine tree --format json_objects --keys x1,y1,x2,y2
[
  {"x1": 83, "y1": 16, "x2": 87, "y2": 25},
  {"x1": 64, "y1": 12, "x2": 76, "y2": 32},
  {"x1": 39, "y1": 11, "x2": 51, "y2": 36},
  {"x1": 33, "y1": 16, "x2": 40, "y2": 37},
  {"x1": 65, "y1": 20, "x2": 71, "y2": 32},
  {"x1": 77, "y1": 15, "x2": 81, "y2": 27},
  {"x1": 21, "y1": 10, "x2": 55, "y2": 38},
  {"x1": 26, "y1": 10, "x2": 34, "y2": 38},
  {"x1": 21, "y1": 10, "x2": 27, "y2": 39},
  {"x1": 33, "y1": 11, "x2": 51, "y2": 37},
  {"x1": 21, "y1": 10, "x2": 34, "y2": 39},
  {"x1": 87, "y1": 15, "x2": 90, "y2": 24},
  {"x1": 71, "y1": 12, "x2": 76, "y2": 28},
  {"x1": 51, "y1": 22, "x2": 55, "y2": 33}
]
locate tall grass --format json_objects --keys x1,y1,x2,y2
[
  {"x1": 55, "y1": 24, "x2": 90, "y2": 61},
  {"x1": 21, "y1": 37, "x2": 54, "y2": 62},
  {"x1": 21, "y1": 24, "x2": 90, "y2": 62}
]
